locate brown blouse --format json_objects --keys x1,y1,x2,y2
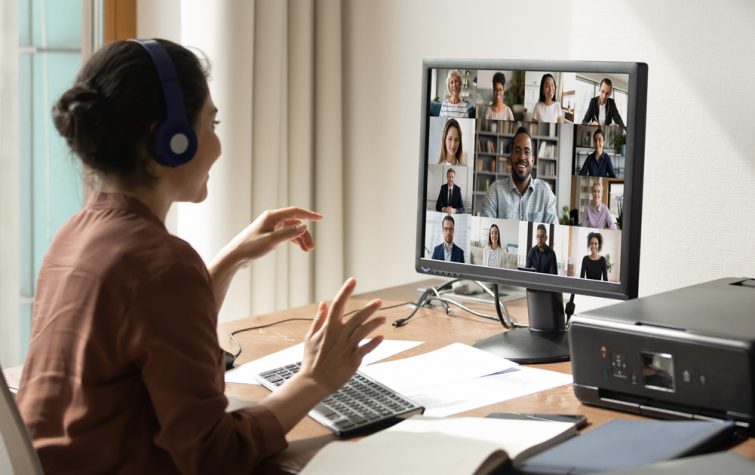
[{"x1": 17, "y1": 192, "x2": 287, "y2": 474}]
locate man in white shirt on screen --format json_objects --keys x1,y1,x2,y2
[{"x1": 480, "y1": 127, "x2": 557, "y2": 224}]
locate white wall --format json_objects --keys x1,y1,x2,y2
[
  {"x1": 135, "y1": 0, "x2": 755, "y2": 317},
  {"x1": 343, "y1": 0, "x2": 574, "y2": 291},
  {"x1": 138, "y1": 0, "x2": 256, "y2": 323},
  {"x1": 343, "y1": 0, "x2": 755, "y2": 311}
]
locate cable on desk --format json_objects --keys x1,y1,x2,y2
[
  {"x1": 393, "y1": 280, "x2": 527, "y2": 329},
  {"x1": 433, "y1": 295, "x2": 527, "y2": 328},
  {"x1": 391, "y1": 280, "x2": 457, "y2": 327},
  {"x1": 226, "y1": 300, "x2": 416, "y2": 362}
]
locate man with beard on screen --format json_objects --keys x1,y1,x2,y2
[{"x1": 481, "y1": 127, "x2": 557, "y2": 223}]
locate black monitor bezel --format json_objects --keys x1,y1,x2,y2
[{"x1": 415, "y1": 59, "x2": 647, "y2": 300}]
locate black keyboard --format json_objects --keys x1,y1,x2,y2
[{"x1": 256, "y1": 362, "x2": 425, "y2": 437}]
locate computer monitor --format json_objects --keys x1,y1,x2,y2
[{"x1": 415, "y1": 60, "x2": 648, "y2": 363}]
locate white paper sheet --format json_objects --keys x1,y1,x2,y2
[
  {"x1": 410, "y1": 366, "x2": 573, "y2": 417},
  {"x1": 359, "y1": 343, "x2": 518, "y2": 394},
  {"x1": 224, "y1": 339, "x2": 423, "y2": 385}
]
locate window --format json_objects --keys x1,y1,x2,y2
[{"x1": 17, "y1": 0, "x2": 85, "y2": 360}]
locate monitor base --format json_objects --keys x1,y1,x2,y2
[
  {"x1": 473, "y1": 287, "x2": 570, "y2": 364},
  {"x1": 473, "y1": 329, "x2": 569, "y2": 364}
]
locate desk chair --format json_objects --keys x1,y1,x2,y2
[{"x1": 0, "y1": 365, "x2": 43, "y2": 475}]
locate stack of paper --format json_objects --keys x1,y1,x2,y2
[
  {"x1": 228, "y1": 341, "x2": 573, "y2": 417},
  {"x1": 360, "y1": 343, "x2": 572, "y2": 417}
]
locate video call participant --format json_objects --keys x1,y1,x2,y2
[
  {"x1": 484, "y1": 72, "x2": 514, "y2": 121},
  {"x1": 578, "y1": 128, "x2": 617, "y2": 178},
  {"x1": 435, "y1": 168, "x2": 464, "y2": 214},
  {"x1": 16, "y1": 39, "x2": 386, "y2": 474},
  {"x1": 431, "y1": 215, "x2": 465, "y2": 263},
  {"x1": 583, "y1": 182, "x2": 617, "y2": 229},
  {"x1": 532, "y1": 73, "x2": 564, "y2": 123},
  {"x1": 525, "y1": 224, "x2": 558, "y2": 274},
  {"x1": 580, "y1": 232, "x2": 608, "y2": 281},
  {"x1": 437, "y1": 118, "x2": 466, "y2": 166},
  {"x1": 480, "y1": 127, "x2": 557, "y2": 223},
  {"x1": 482, "y1": 224, "x2": 505, "y2": 267},
  {"x1": 439, "y1": 69, "x2": 469, "y2": 118},
  {"x1": 581, "y1": 77, "x2": 625, "y2": 127}
]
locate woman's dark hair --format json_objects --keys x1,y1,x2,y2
[
  {"x1": 587, "y1": 232, "x2": 603, "y2": 251},
  {"x1": 492, "y1": 72, "x2": 506, "y2": 89},
  {"x1": 538, "y1": 73, "x2": 556, "y2": 103},
  {"x1": 488, "y1": 224, "x2": 500, "y2": 247},
  {"x1": 52, "y1": 39, "x2": 210, "y2": 185}
]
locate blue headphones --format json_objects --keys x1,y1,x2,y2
[{"x1": 130, "y1": 39, "x2": 197, "y2": 167}]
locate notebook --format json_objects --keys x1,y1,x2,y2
[
  {"x1": 516, "y1": 419, "x2": 737, "y2": 474},
  {"x1": 299, "y1": 415, "x2": 579, "y2": 475}
]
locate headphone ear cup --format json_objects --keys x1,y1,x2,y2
[
  {"x1": 130, "y1": 39, "x2": 198, "y2": 168},
  {"x1": 152, "y1": 118, "x2": 198, "y2": 167}
]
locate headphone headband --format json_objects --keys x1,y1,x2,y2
[{"x1": 129, "y1": 39, "x2": 197, "y2": 167}]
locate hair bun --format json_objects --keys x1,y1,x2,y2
[
  {"x1": 53, "y1": 83, "x2": 112, "y2": 159},
  {"x1": 68, "y1": 89, "x2": 106, "y2": 112}
]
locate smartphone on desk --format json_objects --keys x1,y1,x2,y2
[{"x1": 486, "y1": 412, "x2": 588, "y2": 430}]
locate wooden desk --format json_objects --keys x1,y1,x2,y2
[{"x1": 218, "y1": 280, "x2": 755, "y2": 472}]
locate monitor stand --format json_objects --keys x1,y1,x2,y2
[{"x1": 473, "y1": 288, "x2": 570, "y2": 364}]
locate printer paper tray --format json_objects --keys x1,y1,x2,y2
[{"x1": 574, "y1": 383, "x2": 753, "y2": 434}]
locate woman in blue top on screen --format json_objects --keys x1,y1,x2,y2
[
  {"x1": 578, "y1": 128, "x2": 617, "y2": 178},
  {"x1": 532, "y1": 73, "x2": 565, "y2": 123},
  {"x1": 580, "y1": 232, "x2": 608, "y2": 281},
  {"x1": 437, "y1": 118, "x2": 466, "y2": 165},
  {"x1": 439, "y1": 69, "x2": 469, "y2": 118},
  {"x1": 484, "y1": 72, "x2": 514, "y2": 121},
  {"x1": 482, "y1": 224, "x2": 506, "y2": 267}
]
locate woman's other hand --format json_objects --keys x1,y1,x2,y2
[{"x1": 300, "y1": 278, "x2": 385, "y2": 393}]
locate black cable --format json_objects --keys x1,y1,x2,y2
[
  {"x1": 392, "y1": 288, "x2": 435, "y2": 328},
  {"x1": 492, "y1": 283, "x2": 513, "y2": 330},
  {"x1": 392, "y1": 279, "x2": 527, "y2": 329},
  {"x1": 565, "y1": 293, "x2": 576, "y2": 326},
  {"x1": 391, "y1": 279, "x2": 458, "y2": 327},
  {"x1": 227, "y1": 300, "x2": 416, "y2": 362}
]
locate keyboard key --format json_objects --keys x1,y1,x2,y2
[{"x1": 255, "y1": 361, "x2": 424, "y2": 436}]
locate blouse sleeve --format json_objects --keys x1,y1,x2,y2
[
  {"x1": 532, "y1": 103, "x2": 542, "y2": 121},
  {"x1": 123, "y1": 261, "x2": 287, "y2": 474}
]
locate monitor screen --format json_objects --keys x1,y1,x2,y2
[{"x1": 414, "y1": 60, "x2": 648, "y2": 362}]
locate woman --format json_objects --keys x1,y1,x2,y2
[
  {"x1": 532, "y1": 73, "x2": 565, "y2": 123},
  {"x1": 16, "y1": 39, "x2": 385, "y2": 474},
  {"x1": 580, "y1": 232, "x2": 608, "y2": 281},
  {"x1": 482, "y1": 224, "x2": 506, "y2": 267},
  {"x1": 439, "y1": 69, "x2": 468, "y2": 118},
  {"x1": 582, "y1": 182, "x2": 617, "y2": 229},
  {"x1": 437, "y1": 118, "x2": 465, "y2": 165},
  {"x1": 484, "y1": 72, "x2": 514, "y2": 121},
  {"x1": 578, "y1": 128, "x2": 617, "y2": 178}
]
